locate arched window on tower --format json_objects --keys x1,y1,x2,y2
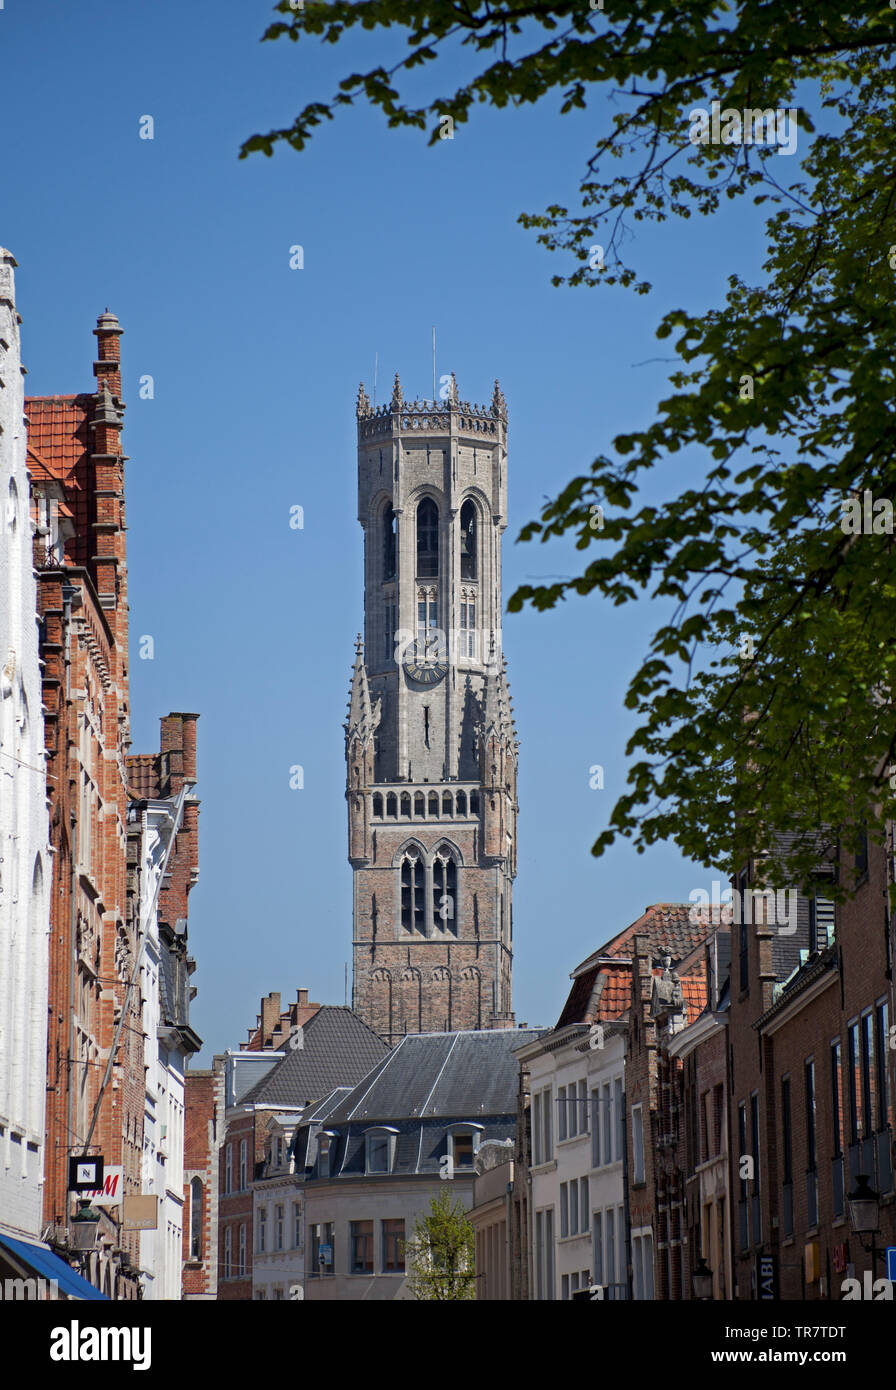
[
  {"x1": 460, "y1": 499, "x2": 477, "y2": 580},
  {"x1": 400, "y1": 792, "x2": 411, "y2": 818},
  {"x1": 432, "y1": 848, "x2": 458, "y2": 936},
  {"x1": 386, "y1": 792, "x2": 397, "y2": 817},
  {"x1": 401, "y1": 848, "x2": 425, "y2": 934},
  {"x1": 383, "y1": 505, "x2": 396, "y2": 581},
  {"x1": 372, "y1": 793, "x2": 383, "y2": 818},
  {"x1": 190, "y1": 1177, "x2": 203, "y2": 1260},
  {"x1": 442, "y1": 792, "x2": 453, "y2": 817},
  {"x1": 456, "y1": 790, "x2": 467, "y2": 816},
  {"x1": 428, "y1": 792, "x2": 439, "y2": 818},
  {"x1": 416, "y1": 498, "x2": 439, "y2": 578},
  {"x1": 414, "y1": 792, "x2": 425, "y2": 817}
]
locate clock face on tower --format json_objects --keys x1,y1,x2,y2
[{"x1": 403, "y1": 638, "x2": 448, "y2": 685}]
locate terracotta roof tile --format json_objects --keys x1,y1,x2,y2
[{"x1": 557, "y1": 903, "x2": 713, "y2": 1028}]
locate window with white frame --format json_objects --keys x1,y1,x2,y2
[
  {"x1": 580, "y1": 1177, "x2": 589, "y2": 1234},
  {"x1": 276, "y1": 1204, "x2": 284, "y2": 1251},
  {"x1": 602, "y1": 1083, "x2": 612, "y2": 1164},
  {"x1": 365, "y1": 1127, "x2": 397, "y2": 1174},
  {"x1": 533, "y1": 1087, "x2": 553, "y2": 1166},
  {"x1": 578, "y1": 1079, "x2": 589, "y2": 1133},
  {"x1": 238, "y1": 1223, "x2": 246, "y2": 1277},
  {"x1": 614, "y1": 1078, "x2": 624, "y2": 1161},
  {"x1": 591, "y1": 1088, "x2": 601, "y2": 1168},
  {"x1": 632, "y1": 1103, "x2": 645, "y2": 1184},
  {"x1": 560, "y1": 1182, "x2": 569, "y2": 1238},
  {"x1": 293, "y1": 1201, "x2": 302, "y2": 1249},
  {"x1": 448, "y1": 1125, "x2": 481, "y2": 1171},
  {"x1": 223, "y1": 1225, "x2": 232, "y2": 1279},
  {"x1": 224, "y1": 1144, "x2": 232, "y2": 1195},
  {"x1": 592, "y1": 1212, "x2": 603, "y2": 1285},
  {"x1": 239, "y1": 1138, "x2": 247, "y2": 1190},
  {"x1": 558, "y1": 1086, "x2": 567, "y2": 1141},
  {"x1": 258, "y1": 1207, "x2": 267, "y2": 1253}
]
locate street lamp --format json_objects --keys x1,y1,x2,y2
[
  {"x1": 69, "y1": 1199, "x2": 101, "y2": 1252},
  {"x1": 848, "y1": 1174, "x2": 880, "y2": 1236},
  {"x1": 847, "y1": 1173, "x2": 886, "y2": 1266},
  {"x1": 692, "y1": 1256, "x2": 713, "y2": 1300}
]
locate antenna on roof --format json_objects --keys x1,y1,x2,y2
[
  {"x1": 432, "y1": 326, "x2": 436, "y2": 404},
  {"x1": 344, "y1": 962, "x2": 348, "y2": 1007},
  {"x1": 373, "y1": 352, "x2": 378, "y2": 410}
]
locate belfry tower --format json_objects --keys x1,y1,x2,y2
[{"x1": 346, "y1": 373, "x2": 518, "y2": 1043}]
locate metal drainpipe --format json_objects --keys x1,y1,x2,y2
[
  {"x1": 504, "y1": 1177, "x2": 513, "y2": 1301},
  {"x1": 622, "y1": 1087, "x2": 633, "y2": 1300}
]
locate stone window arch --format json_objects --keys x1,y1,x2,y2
[
  {"x1": 416, "y1": 497, "x2": 439, "y2": 578},
  {"x1": 400, "y1": 847, "x2": 425, "y2": 933},
  {"x1": 441, "y1": 791, "x2": 453, "y2": 817},
  {"x1": 372, "y1": 793, "x2": 383, "y2": 818},
  {"x1": 431, "y1": 843, "x2": 459, "y2": 937},
  {"x1": 414, "y1": 791, "x2": 425, "y2": 817},
  {"x1": 428, "y1": 791, "x2": 439, "y2": 818},
  {"x1": 456, "y1": 790, "x2": 467, "y2": 816},
  {"x1": 386, "y1": 792, "x2": 397, "y2": 817},
  {"x1": 400, "y1": 791, "x2": 411, "y2": 818},
  {"x1": 460, "y1": 498, "x2": 477, "y2": 580},
  {"x1": 382, "y1": 503, "x2": 397, "y2": 581}
]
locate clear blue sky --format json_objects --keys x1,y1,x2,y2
[{"x1": 3, "y1": 0, "x2": 773, "y2": 1058}]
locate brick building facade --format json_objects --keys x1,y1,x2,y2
[
  {"x1": 349, "y1": 377, "x2": 517, "y2": 1042},
  {"x1": 625, "y1": 915, "x2": 709, "y2": 1302},
  {"x1": 182, "y1": 1065, "x2": 225, "y2": 1299},
  {"x1": 28, "y1": 310, "x2": 143, "y2": 1297},
  {"x1": 728, "y1": 842, "x2": 895, "y2": 1299}
]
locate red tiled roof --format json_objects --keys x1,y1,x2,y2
[
  {"x1": 25, "y1": 395, "x2": 93, "y2": 567},
  {"x1": 127, "y1": 754, "x2": 160, "y2": 800},
  {"x1": 557, "y1": 904, "x2": 713, "y2": 1029}
]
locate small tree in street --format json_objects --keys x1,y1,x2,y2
[{"x1": 405, "y1": 1189, "x2": 476, "y2": 1301}]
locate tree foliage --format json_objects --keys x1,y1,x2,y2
[
  {"x1": 405, "y1": 1188, "x2": 477, "y2": 1300},
  {"x1": 243, "y1": 2, "x2": 896, "y2": 892}
]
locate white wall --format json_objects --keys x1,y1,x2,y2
[{"x1": 0, "y1": 249, "x2": 52, "y2": 1240}]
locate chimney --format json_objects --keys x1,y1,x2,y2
[
  {"x1": 261, "y1": 992, "x2": 281, "y2": 1046},
  {"x1": 297, "y1": 989, "x2": 308, "y2": 1007},
  {"x1": 93, "y1": 308, "x2": 122, "y2": 398}
]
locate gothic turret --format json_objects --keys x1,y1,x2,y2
[{"x1": 347, "y1": 372, "x2": 515, "y2": 1042}]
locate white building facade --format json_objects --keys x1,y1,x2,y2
[
  {"x1": 0, "y1": 249, "x2": 52, "y2": 1242},
  {"x1": 131, "y1": 796, "x2": 197, "y2": 1299},
  {"x1": 252, "y1": 1114, "x2": 304, "y2": 1301},
  {"x1": 518, "y1": 1022, "x2": 629, "y2": 1301}
]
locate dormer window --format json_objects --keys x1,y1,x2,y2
[
  {"x1": 447, "y1": 1124, "x2": 483, "y2": 1173},
  {"x1": 365, "y1": 1127, "x2": 399, "y2": 1175}
]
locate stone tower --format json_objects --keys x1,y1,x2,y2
[{"x1": 347, "y1": 373, "x2": 518, "y2": 1043}]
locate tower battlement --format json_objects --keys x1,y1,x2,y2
[{"x1": 356, "y1": 373, "x2": 507, "y2": 443}]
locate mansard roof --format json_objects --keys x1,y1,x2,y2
[
  {"x1": 322, "y1": 1028, "x2": 543, "y2": 1124},
  {"x1": 237, "y1": 1006, "x2": 390, "y2": 1108}
]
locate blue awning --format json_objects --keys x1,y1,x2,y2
[{"x1": 0, "y1": 1232, "x2": 108, "y2": 1300}]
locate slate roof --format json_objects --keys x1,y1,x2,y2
[
  {"x1": 323, "y1": 1028, "x2": 544, "y2": 1124},
  {"x1": 556, "y1": 904, "x2": 713, "y2": 1029},
  {"x1": 238, "y1": 1006, "x2": 390, "y2": 1108}
]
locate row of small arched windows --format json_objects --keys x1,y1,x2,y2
[
  {"x1": 382, "y1": 497, "x2": 477, "y2": 582},
  {"x1": 372, "y1": 790, "x2": 478, "y2": 819}
]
